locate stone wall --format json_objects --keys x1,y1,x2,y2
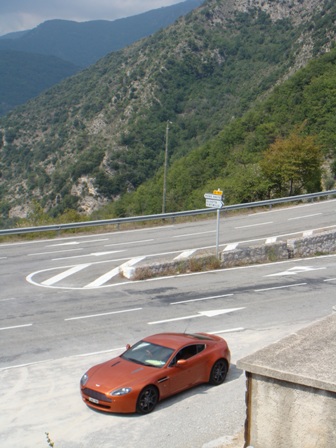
[
  {"x1": 122, "y1": 228, "x2": 336, "y2": 279},
  {"x1": 221, "y1": 228, "x2": 336, "y2": 267}
]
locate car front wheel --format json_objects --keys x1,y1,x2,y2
[
  {"x1": 209, "y1": 359, "x2": 228, "y2": 385},
  {"x1": 136, "y1": 386, "x2": 159, "y2": 414}
]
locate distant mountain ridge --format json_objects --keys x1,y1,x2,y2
[
  {"x1": 0, "y1": 0, "x2": 204, "y2": 67},
  {"x1": 1, "y1": 0, "x2": 335, "y2": 221},
  {"x1": 0, "y1": 0, "x2": 204, "y2": 115}
]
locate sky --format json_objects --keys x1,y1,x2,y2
[{"x1": 0, "y1": 0, "x2": 187, "y2": 36}]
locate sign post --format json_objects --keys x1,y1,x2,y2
[{"x1": 204, "y1": 189, "x2": 224, "y2": 259}]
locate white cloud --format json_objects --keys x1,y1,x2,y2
[{"x1": 0, "y1": 0, "x2": 185, "y2": 36}]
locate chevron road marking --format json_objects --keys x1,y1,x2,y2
[
  {"x1": 148, "y1": 307, "x2": 245, "y2": 325},
  {"x1": 41, "y1": 264, "x2": 91, "y2": 286}
]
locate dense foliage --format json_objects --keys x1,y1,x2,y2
[
  {"x1": 0, "y1": 50, "x2": 79, "y2": 115},
  {"x1": 1, "y1": 0, "x2": 336, "y2": 228},
  {"x1": 113, "y1": 48, "x2": 336, "y2": 216}
]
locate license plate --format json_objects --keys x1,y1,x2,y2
[{"x1": 89, "y1": 397, "x2": 99, "y2": 404}]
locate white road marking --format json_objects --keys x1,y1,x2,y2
[
  {"x1": 148, "y1": 308, "x2": 245, "y2": 325},
  {"x1": 174, "y1": 249, "x2": 197, "y2": 260},
  {"x1": 288, "y1": 213, "x2": 322, "y2": 221},
  {"x1": 224, "y1": 243, "x2": 238, "y2": 251},
  {"x1": 255, "y1": 283, "x2": 307, "y2": 292},
  {"x1": 76, "y1": 347, "x2": 124, "y2": 357},
  {"x1": 47, "y1": 239, "x2": 109, "y2": 246},
  {"x1": 84, "y1": 267, "x2": 120, "y2": 288},
  {"x1": 209, "y1": 328, "x2": 244, "y2": 334},
  {"x1": 266, "y1": 266, "x2": 326, "y2": 277},
  {"x1": 171, "y1": 294, "x2": 234, "y2": 305},
  {"x1": 28, "y1": 249, "x2": 82, "y2": 256},
  {"x1": 104, "y1": 239, "x2": 154, "y2": 247},
  {"x1": 0, "y1": 323, "x2": 33, "y2": 331},
  {"x1": 42, "y1": 264, "x2": 91, "y2": 286},
  {"x1": 324, "y1": 278, "x2": 336, "y2": 282},
  {"x1": 65, "y1": 307, "x2": 142, "y2": 321},
  {"x1": 52, "y1": 250, "x2": 125, "y2": 261},
  {"x1": 173, "y1": 230, "x2": 216, "y2": 238},
  {"x1": 235, "y1": 222, "x2": 273, "y2": 229},
  {"x1": 83, "y1": 257, "x2": 145, "y2": 287},
  {"x1": 266, "y1": 236, "x2": 277, "y2": 244}
]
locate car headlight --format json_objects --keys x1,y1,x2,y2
[
  {"x1": 80, "y1": 373, "x2": 89, "y2": 387},
  {"x1": 110, "y1": 387, "x2": 132, "y2": 396}
]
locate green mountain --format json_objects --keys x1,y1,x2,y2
[
  {"x1": 0, "y1": 0, "x2": 204, "y2": 115},
  {"x1": 0, "y1": 50, "x2": 80, "y2": 116},
  {"x1": 0, "y1": 0, "x2": 335, "y2": 224},
  {"x1": 0, "y1": 0, "x2": 204, "y2": 67}
]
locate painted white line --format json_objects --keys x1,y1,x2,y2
[
  {"x1": 255, "y1": 283, "x2": 307, "y2": 292},
  {"x1": 0, "y1": 323, "x2": 33, "y2": 331},
  {"x1": 0, "y1": 347, "x2": 126, "y2": 371},
  {"x1": 0, "y1": 257, "x2": 7, "y2": 260},
  {"x1": 235, "y1": 222, "x2": 273, "y2": 229},
  {"x1": 0, "y1": 298, "x2": 16, "y2": 302},
  {"x1": 148, "y1": 308, "x2": 244, "y2": 325},
  {"x1": 324, "y1": 278, "x2": 336, "y2": 282},
  {"x1": 174, "y1": 249, "x2": 197, "y2": 260},
  {"x1": 42, "y1": 264, "x2": 91, "y2": 286},
  {"x1": 104, "y1": 239, "x2": 154, "y2": 247},
  {"x1": 76, "y1": 347, "x2": 124, "y2": 357},
  {"x1": 173, "y1": 230, "x2": 216, "y2": 238},
  {"x1": 52, "y1": 250, "x2": 125, "y2": 261},
  {"x1": 84, "y1": 267, "x2": 120, "y2": 288},
  {"x1": 28, "y1": 249, "x2": 82, "y2": 256},
  {"x1": 288, "y1": 213, "x2": 322, "y2": 221},
  {"x1": 209, "y1": 328, "x2": 244, "y2": 334},
  {"x1": 171, "y1": 294, "x2": 234, "y2": 305},
  {"x1": 224, "y1": 243, "x2": 238, "y2": 251},
  {"x1": 48, "y1": 239, "x2": 109, "y2": 247},
  {"x1": 266, "y1": 266, "x2": 326, "y2": 277},
  {"x1": 266, "y1": 237, "x2": 277, "y2": 244},
  {"x1": 65, "y1": 307, "x2": 142, "y2": 321},
  {"x1": 83, "y1": 256, "x2": 146, "y2": 287}
]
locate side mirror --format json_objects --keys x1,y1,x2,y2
[
  {"x1": 126, "y1": 344, "x2": 131, "y2": 350},
  {"x1": 176, "y1": 359, "x2": 187, "y2": 367}
]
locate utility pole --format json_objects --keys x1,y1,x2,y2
[{"x1": 162, "y1": 121, "x2": 171, "y2": 214}]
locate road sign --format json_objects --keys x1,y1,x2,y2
[
  {"x1": 204, "y1": 193, "x2": 223, "y2": 200},
  {"x1": 206, "y1": 199, "x2": 224, "y2": 208}
]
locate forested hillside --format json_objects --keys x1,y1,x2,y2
[
  {"x1": 117, "y1": 48, "x2": 336, "y2": 217},
  {"x1": 0, "y1": 0, "x2": 335, "y2": 228},
  {"x1": 0, "y1": 0, "x2": 204, "y2": 115},
  {"x1": 0, "y1": 50, "x2": 80, "y2": 116}
]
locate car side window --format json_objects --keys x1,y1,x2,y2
[{"x1": 170, "y1": 344, "x2": 205, "y2": 365}]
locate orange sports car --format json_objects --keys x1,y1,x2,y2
[{"x1": 80, "y1": 332, "x2": 231, "y2": 414}]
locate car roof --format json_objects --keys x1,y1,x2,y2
[{"x1": 143, "y1": 332, "x2": 215, "y2": 350}]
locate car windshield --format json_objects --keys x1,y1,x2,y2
[{"x1": 121, "y1": 341, "x2": 174, "y2": 368}]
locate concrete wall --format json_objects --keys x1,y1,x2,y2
[
  {"x1": 237, "y1": 313, "x2": 336, "y2": 448},
  {"x1": 122, "y1": 228, "x2": 336, "y2": 279},
  {"x1": 246, "y1": 374, "x2": 336, "y2": 448},
  {"x1": 221, "y1": 228, "x2": 336, "y2": 267}
]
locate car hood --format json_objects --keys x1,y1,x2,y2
[{"x1": 86, "y1": 357, "x2": 157, "y2": 392}]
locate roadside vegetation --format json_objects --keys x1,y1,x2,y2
[{"x1": 1, "y1": 1, "x2": 336, "y2": 228}]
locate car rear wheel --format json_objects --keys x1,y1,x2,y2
[
  {"x1": 209, "y1": 359, "x2": 228, "y2": 385},
  {"x1": 136, "y1": 386, "x2": 159, "y2": 414}
]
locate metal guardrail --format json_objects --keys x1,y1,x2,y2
[{"x1": 0, "y1": 189, "x2": 336, "y2": 236}]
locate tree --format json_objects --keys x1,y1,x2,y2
[{"x1": 260, "y1": 131, "x2": 322, "y2": 197}]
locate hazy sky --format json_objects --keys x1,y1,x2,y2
[{"x1": 0, "y1": 0, "x2": 187, "y2": 36}]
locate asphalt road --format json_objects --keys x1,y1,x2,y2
[{"x1": 1, "y1": 199, "x2": 336, "y2": 448}]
